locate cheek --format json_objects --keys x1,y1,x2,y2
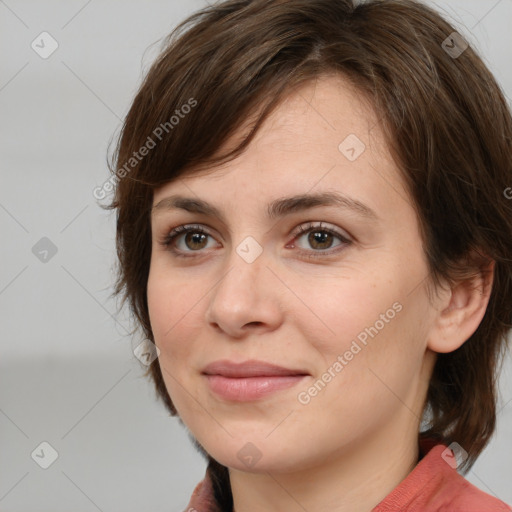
[
  {"x1": 311, "y1": 293, "x2": 430, "y2": 413},
  {"x1": 147, "y1": 273, "x2": 172, "y2": 344},
  {"x1": 298, "y1": 265, "x2": 431, "y2": 392},
  {"x1": 296, "y1": 270, "x2": 402, "y2": 358},
  {"x1": 147, "y1": 268, "x2": 202, "y2": 415},
  {"x1": 147, "y1": 264, "x2": 195, "y2": 359}
]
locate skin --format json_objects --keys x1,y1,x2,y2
[{"x1": 147, "y1": 75, "x2": 493, "y2": 512}]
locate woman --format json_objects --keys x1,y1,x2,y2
[{"x1": 107, "y1": 0, "x2": 512, "y2": 510}]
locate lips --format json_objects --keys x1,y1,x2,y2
[
  {"x1": 201, "y1": 359, "x2": 309, "y2": 378},
  {"x1": 202, "y1": 360, "x2": 310, "y2": 401}
]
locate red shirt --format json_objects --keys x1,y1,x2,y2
[{"x1": 185, "y1": 442, "x2": 511, "y2": 511}]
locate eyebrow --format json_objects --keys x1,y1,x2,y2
[{"x1": 152, "y1": 191, "x2": 378, "y2": 222}]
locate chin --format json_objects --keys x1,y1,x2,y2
[{"x1": 201, "y1": 435, "x2": 310, "y2": 474}]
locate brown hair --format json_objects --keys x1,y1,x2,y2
[{"x1": 106, "y1": 0, "x2": 512, "y2": 507}]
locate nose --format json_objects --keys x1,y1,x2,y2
[{"x1": 205, "y1": 242, "x2": 284, "y2": 339}]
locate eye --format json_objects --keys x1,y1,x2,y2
[
  {"x1": 160, "y1": 224, "x2": 219, "y2": 257},
  {"x1": 287, "y1": 221, "x2": 351, "y2": 259}
]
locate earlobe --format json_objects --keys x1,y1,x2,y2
[{"x1": 427, "y1": 260, "x2": 495, "y2": 354}]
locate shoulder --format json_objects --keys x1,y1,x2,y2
[
  {"x1": 374, "y1": 444, "x2": 511, "y2": 512},
  {"x1": 437, "y1": 468, "x2": 511, "y2": 511}
]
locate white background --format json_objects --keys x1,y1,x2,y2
[{"x1": 1, "y1": 0, "x2": 511, "y2": 510}]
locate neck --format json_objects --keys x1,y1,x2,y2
[{"x1": 229, "y1": 422, "x2": 419, "y2": 512}]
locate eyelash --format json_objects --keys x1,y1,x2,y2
[{"x1": 159, "y1": 222, "x2": 351, "y2": 260}]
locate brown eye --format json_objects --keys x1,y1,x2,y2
[
  {"x1": 184, "y1": 231, "x2": 209, "y2": 250},
  {"x1": 289, "y1": 222, "x2": 352, "y2": 260},
  {"x1": 307, "y1": 230, "x2": 335, "y2": 250},
  {"x1": 161, "y1": 224, "x2": 218, "y2": 255}
]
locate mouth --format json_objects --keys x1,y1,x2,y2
[{"x1": 201, "y1": 359, "x2": 310, "y2": 401}]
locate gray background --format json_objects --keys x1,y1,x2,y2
[{"x1": 0, "y1": 1, "x2": 511, "y2": 510}]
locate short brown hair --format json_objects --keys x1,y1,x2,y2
[{"x1": 107, "y1": 0, "x2": 512, "y2": 501}]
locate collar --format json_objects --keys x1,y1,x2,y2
[{"x1": 185, "y1": 440, "x2": 511, "y2": 512}]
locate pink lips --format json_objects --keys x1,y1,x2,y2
[{"x1": 202, "y1": 359, "x2": 309, "y2": 401}]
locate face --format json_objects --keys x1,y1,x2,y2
[{"x1": 147, "y1": 75, "x2": 439, "y2": 473}]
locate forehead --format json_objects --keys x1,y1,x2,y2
[
  {"x1": 200, "y1": 74, "x2": 380, "y2": 170},
  {"x1": 152, "y1": 75, "x2": 411, "y2": 219}
]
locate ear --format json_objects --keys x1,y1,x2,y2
[{"x1": 427, "y1": 258, "x2": 495, "y2": 354}]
